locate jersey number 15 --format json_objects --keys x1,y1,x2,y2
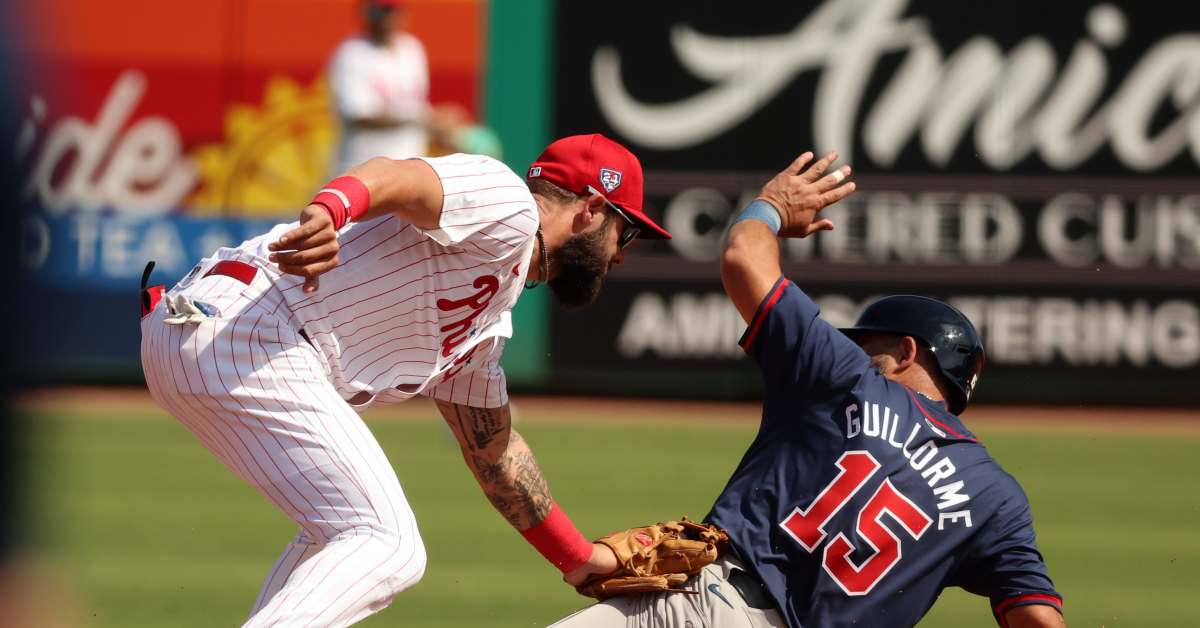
[{"x1": 778, "y1": 451, "x2": 933, "y2": 596}]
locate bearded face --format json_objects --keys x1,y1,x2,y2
[{"x1": 548, "y1": 215, "x2": 614, "y2": 310}]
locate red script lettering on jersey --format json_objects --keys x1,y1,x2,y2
[
  {"x1": 442, "y1": 343, "x2": 482, "y2": 382},
  {"x1": 437, "y1": 275, "x2": 500, "y2": 358}
]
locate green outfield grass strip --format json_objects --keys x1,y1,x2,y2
[{"x1": 21, "y1": 405, "x2": 1200, "y2": 627}]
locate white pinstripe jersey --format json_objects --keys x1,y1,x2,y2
[{"x1": 217, "y1": 154, "x2": 538, "y2": 409}]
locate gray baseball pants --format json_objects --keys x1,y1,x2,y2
[{"x1": 548, "y1": 556, "x2": 787, "y2": 628}]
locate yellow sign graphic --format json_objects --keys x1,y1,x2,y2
[{"x1": 189, "y1": 75, "x2": 335, "y2": 216}]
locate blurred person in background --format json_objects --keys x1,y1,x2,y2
[
  {"x1": 329, "y1": 0, "x2": 429, "y2": 173},
  {"x1": 427, "y1": 102, "x2": 503, "y2": 159}
]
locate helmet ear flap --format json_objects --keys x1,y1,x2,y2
[{"x1": 940, "y1": 347, "x2": 985, "y2": 414}]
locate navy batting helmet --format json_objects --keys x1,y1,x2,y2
[{"x1": 840, "y1": 296, "x2": 985, "y2": 415}]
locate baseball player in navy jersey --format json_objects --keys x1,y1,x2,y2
[
  {"x1": 139, "y1": 134, "x2": 664, "y2": 626},
  {"x1": 552, "y1": 151, "x2": 1064, "y2": 628}
]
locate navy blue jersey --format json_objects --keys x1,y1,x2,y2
[{"x1": 706, "y1": 279, "x2": 1061, "y2": 628}]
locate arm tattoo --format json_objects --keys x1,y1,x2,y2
[
  {"x1": 436, "y1": 400, "x2": 554, "y2": 530},
  {"x1": 450, "y1": 403, "x2": 507, "y2": 450},
  {"x1": 488, "y1": 431, "x2": 553, "y2": 527},
  {"x1": 470, "y1": 453, "x2": 503, "y2": 485}
]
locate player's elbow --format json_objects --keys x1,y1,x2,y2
[
  {"x1": 720, "y1": 238, "x2": 753, "y2": 297},
  {"x1": 360, "y1": 155, "x2": 398, "y2": 172}
]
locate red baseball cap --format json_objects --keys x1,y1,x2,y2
[{"x1": 526, "y1": 134, "x2": 671, "y2": 240}]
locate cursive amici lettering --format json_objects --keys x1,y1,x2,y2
[{"x1": 592, "y1": 0, "x2": 1200, "y2": 172}]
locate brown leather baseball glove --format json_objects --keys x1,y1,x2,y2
[{"x1": 576, "y1": 517, "x2": 730, "y2": 599}]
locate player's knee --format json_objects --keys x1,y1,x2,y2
[
  {"x1": 400, "y1": 540, "x2": 428, "y2": 585},
  {"x1": 374, "y1": 533, "x2": 427, "y2": 601}
]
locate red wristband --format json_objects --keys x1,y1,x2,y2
[
  {"x1": 311, "y1": 176, "x2": 371, "y2": 230},
  {"x1": 520, "y1": 503, "x2": 593, "y2": 573}
]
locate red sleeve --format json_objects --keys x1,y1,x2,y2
[{"x1": 993, "y1": 593, "x2": 1063, "y2": 627}]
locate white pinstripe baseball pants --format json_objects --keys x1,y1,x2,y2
[{"x1": 140, "y1": 267, "x2": 427, "y2": 627}]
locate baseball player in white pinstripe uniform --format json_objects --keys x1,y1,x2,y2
[{"x1": 139, "y1": 134, "x2": 671, "y2": 627}]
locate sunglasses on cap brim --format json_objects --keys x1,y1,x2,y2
[{"x1": 586, "y1": 185, "x2": 641, "y2": 249}]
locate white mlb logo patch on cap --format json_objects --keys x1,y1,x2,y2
[{"x1": 599, "y1": 167, "x2": 622, "y2": 193}]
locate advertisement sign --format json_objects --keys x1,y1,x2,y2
[
  {"x1": 10, "y1": 0, "x2": 489, "y2": 378},
  {"x1": 551, "y1": 280, "x2": 1199, "y2": 404},
  {"x1": 550, "y1": 0, "x2": 1200, "y2": 404}
]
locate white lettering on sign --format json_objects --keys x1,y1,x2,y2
[
  {"x1": 1039, "y1": 194, "x2": 1200, "y2": 269},
  {"x1": 617, "y1": 292, "x2": 746, "y2": 359},
  {"x1": 22, "y1": 70, "x2": 197, "y2": 216},
  {"x1": 617, "y1": 290, "x2": 1200, "y2": 369},
  {"x1": 667, "y1": 188, "x2": 1025, "y2": 265},
  {"x1": 664, "y1": 188, "x2": 735, "y2": 262},
  {"x1": 664, "y1": 188, "x2": 1200, "y2": 269},
  {"x1": 593, "y1": 0, "x2": 1200, "y2": 172},
  {"x1": 53, "y1": 215, "x2": 243, "y2": 280},
  {"x1": 950, "y1": 296, "x2": 1200, "y2": 368},
  {"x1": 20, "y1": 215, "x2": 51, "y2": 270}
]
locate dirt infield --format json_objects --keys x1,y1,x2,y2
[{"x1": 14, "y1": 386, "x2": 1200, "y2": 436}]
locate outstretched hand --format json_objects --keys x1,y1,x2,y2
[
  {"x1": 564, "y1": 543, "x2": 619, "y2": 587},
  {"x1": 757, "y1": 151, "x2": 856, "y2": 238},
  {"x1": 268, "y1": 204, "x2": 341, "y2": 294}
]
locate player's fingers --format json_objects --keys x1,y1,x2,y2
[
  {"x1": 275, "y1": 263, "x2": 307, "y2": 279},
  {"x1": 819, "y1": 181, "x2": 857, "y2": 206},
  {"x1": 277, "y1": 255, "x2": 340, "y2": 278},
  {"x1": 270, "y1": 220, "x2": 323, "y2": 251},
  {"x1": 272, "y1": 247, "x2": 337, "y2": 267},
  {"x1": 281, "y1": 225, "x2": 337, "y2": 253},
  {"x1": 303, "y1": 277, "x2": 320, "y2": 294},
  {"x1": 269, "y1": 240, "x2": 338, "y2": 265},
  {"x1": 801, "y1": 151, "x2": 838, "y2": 182},
  {"x1": 785, "y1": 151, "x2": 815, "y2": 176},
  {"x1": 816, "y1": 165, "x2": 852, "y2": 191},
  {"x1": 804, "y1": 218, "x2": 835, "y2": 236}
]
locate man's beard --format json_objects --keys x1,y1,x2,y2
[{"x1": 548, "y1": 218, "x2": 612, "y2": 310}]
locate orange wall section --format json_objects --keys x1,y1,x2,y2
[{"x1": 16, "y1": 0, "x2": 484, "y2": 106}]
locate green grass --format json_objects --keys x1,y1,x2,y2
[{"x1": 25, "y1": 403, "x2": 1200, "y2": 627}]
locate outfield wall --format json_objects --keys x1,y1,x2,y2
[
  {"x1": 11, "y1": 0, "x2": 1200, "y2": 404},
  {"x1": 538, "y1": 0, "x2": 1200, "y2": 405},
  {"x1": 10, "y1": 0, "x2": 503, "y2": 379}
]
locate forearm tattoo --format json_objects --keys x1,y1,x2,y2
[
  {"x1": 460, "y1": 404, "x2": 506, "y2": 450},
  {"x1": 437, "y1": 401, "x2": 554, "y2": 529}
]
